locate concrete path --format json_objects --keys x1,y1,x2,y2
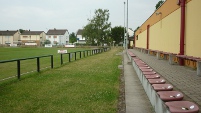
[{"x1": 123, "y1": 50, "x2": 154, "y2": 113}]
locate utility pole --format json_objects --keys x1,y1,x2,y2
[
  {"x1": 126, "y1": 0, "x2": 128, "y2": 49},
  {"x1": 124, "y1": 2, "x2": 126, "y2": 49}
]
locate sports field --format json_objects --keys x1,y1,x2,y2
[
  {"x1": 0, "y1": 47, "x2": 91, "y2": 80},
  {"x1": 0, "y1": 47, "x2": 88, "y2": 60},
  {"x1": 0, "y1": 47, "x2": 122, "y2": 113}
]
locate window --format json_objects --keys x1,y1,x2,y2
[
  {"x1": 54, "y1": 35, "x2": 57, "y2": 38},
  {"x1": 48, "y1": 36, "x2": 51, "y2": 38},
  {"x1": 23, "y1": 36, "x2": 28, "y2": 38}
]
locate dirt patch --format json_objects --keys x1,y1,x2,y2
[{"x1": 117, "y1": 68, "x2": 126, "y2": 113}]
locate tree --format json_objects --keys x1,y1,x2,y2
[
  {"x1": 82, "y1": 9, "x2": 111, "y2": 46},
  {"x1": 155, "y1": 0, "x2": 164, "y2": 10},
  {"x1": 44, "y1": 40, "x2": 51, "y2": 44},
  {"x1": 134, "y1": 26, "x2": 140, "y2": 35},
  {"x1": 111, "y1": 26, "x2": 125, "y2": 44},
  {"x1": 19, "y1": 29, "x2": 25, "y2": 33},
  {"x1": 82, "y1": 23, "x2": 96, "y2": 45},
  {"x1": 69, "y1": 32, "x2": 77, "y2": 43}
]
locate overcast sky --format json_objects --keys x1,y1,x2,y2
[{"x1": 0, "y1": 0, "x2": 160, "y2": 33}]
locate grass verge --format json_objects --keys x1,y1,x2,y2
[
  {"x1": 0, "y1": 47, "x2": 91, "y2": 80},
  {"x1": 0, "y1": 47, "x2": 122, "y2": 113}
]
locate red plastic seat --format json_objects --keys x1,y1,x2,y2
[
  {"x1": 139, "y1": 67, "x2": 150, "y2": 69},
  {"x1": 132, "y1": 58, "x2": 140, "y2": 61},
  {"x1": 143, "y1": 71, "x2": 156, "y2": 75},
  {"x1": 135, "y1": 61, "x2": 146, "y2": 65},
  {"x1": 148, "y1": 78, "x2": 165, "y2": 84},
  {"x1": 165, "y1": 101, "x2": 199, "y2": 113},
  {"x1": 140, "y1": 68, "x2": 153, "y2": 72},
  {"x1": 145, "y1": 74, "x2": 160, "y2": 79},
  {"x1": 138, "y1": 64, "x2": 149, "y2": 67},
  {"x1": 152, "y1": 84, "x2": 173, "y2": 91},
  {"x1": 157, "y1": 91, "x2": 184, "y2": 101}
]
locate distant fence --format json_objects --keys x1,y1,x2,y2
[{"x1": 0, "y1": 47, "x2": 110, "y2": 81}]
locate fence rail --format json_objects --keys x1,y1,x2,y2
[{"x1": 0, "y1": 47, "x2": 110, "y2": 81}]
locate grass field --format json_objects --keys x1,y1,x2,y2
[
  {"x1": 0, "y1": 47, "x2": 92, "y2": 80},
  {"x1": 0, "y1": 47, "x2": 122, "y2": 113},
  {"x1": 0, "y1": 47, "x2": 90, "y2": 60}
]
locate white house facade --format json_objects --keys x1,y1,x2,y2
[
  {"x1": 76, "y1": 29, "x2": 86, "y2": 44},
  {"x1": 46, "y1": 28, "x2": 69, "y2": 45}
]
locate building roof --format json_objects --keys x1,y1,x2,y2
[
  {"x1": 76, "y1": 29, "x2": 83, "y2": 36},
  {"x1": 0, "y1": 30, "x2": 19, "y2": 36},
  {"x1": 46, "y1": 29, "x2": 68, "y2": 35},
  {"x1": 21, "y1": 31, "x2": 44, "y2": 35}
]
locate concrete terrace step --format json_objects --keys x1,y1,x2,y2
[
  {"x1": 123, "y1": 50, "x2": 154, "y2": 113},
  {"x1": 129, "y1": 49, "x2": 201, "y2": 113}
]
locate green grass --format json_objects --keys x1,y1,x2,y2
[
  {"x1": 0, "y1": 47, "x2": 122, "y2": 113},
  {"x1": 0, "y1": 47, "x2": 91, "y2": 80},
  {"x1": 0, "y1": 47, "x2": 89, "y2": 60}
]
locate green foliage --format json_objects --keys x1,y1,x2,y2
[
  {"x1": 44, "y1": 39, "x2": 51, "y2": 44},
  {"x1": 0, "y1": 47, "x2": 91, "y2": 80},
  {"x1": 155, "y1": 0, "x2": 164, "y2": 10},
  {"x1": 69, "y1": 32, "x2": 77, "y2": 43},
  {"x1": 83, "y1": 9, "x2": 111, "y2": 46},
  {"x1": 111, "y1": 26, "x2": 125, "y2": 44},
  {"x1": 0, "y1": 48, "x2": 121, "y2": 113},
  {"x1": 19, "y1": 29, "x2": 25, "y2": 33}
]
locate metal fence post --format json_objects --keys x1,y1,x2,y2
[
  {"x1": 51, "y1": 55, "x2": 53, "y2": 68},
  {"x1": 37, "y1": 57, "x2": 40, "y2": 72},
  {"x1": 68, "y1": 53, "x2": 71, "y2": 62},
  {"x1": 17, "y1": 60, "x2": 20, "y2": 79},
  {"x1": 61, "y1": 54, "x2": 63, "y2": 65},
  {"x1": 75, "y1": 52, "x2": 76, "y2": 61}
]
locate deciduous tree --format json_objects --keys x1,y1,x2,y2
[
  {"x1": 69, "y1": 32, "x2": 77, "y2": 43},
  {"x1": 111, "y1": 26, "x2": 125, "y2": 44},
  {"x1": 83, "y1": 9, "x2": 111, "y2": 46},
  {"x1": 155, "y1": 0, "x2": 164, "y2": 10}
]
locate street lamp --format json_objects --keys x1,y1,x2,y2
[
  {"x1": 124, "y1": 2, "x2": 126, "y2": 49},
  {"x1": 126, "y1": 0, "x2": 128, "y2": 50}
]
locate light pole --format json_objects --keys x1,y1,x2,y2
[
  {"x1": 124, "y1": 2, "x2": 126, "y2": 49},
  {"x1": 126, "y1": 0, "x2": 128, "y2": 49}
]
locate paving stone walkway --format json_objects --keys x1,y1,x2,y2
[{"x1": 129, "y1": 49, "x2": 201, "y2": 112}]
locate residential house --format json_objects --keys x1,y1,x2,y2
[
  {"x1": 46, "y1": 28, "x2": 69, "y2": 45},
  {"x1": 0, "y1": 30, "x2": 20, "y2": 45},
  {"x1": 20, "y1": 30, "x2": 46, "y2": 46},
  {"x1": 76, "y1": 29, "x2": 86, "y2": 44},
  {"x1": 127, "y1": 28, "x2": 134, "y2": 48}
]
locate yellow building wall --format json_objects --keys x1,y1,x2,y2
[
  {"x1": 135, "y1": 0, "x2": 201, "y2": 57},
  {"x1": 185, "y1": 0, "x2": 201, "y2": 57},
  {"x1": 136, "y1": 31, "x2": 147, "y2": 48},
  {"x1": 149, "y1": 9, "x2": 180, "y2": 53}
]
